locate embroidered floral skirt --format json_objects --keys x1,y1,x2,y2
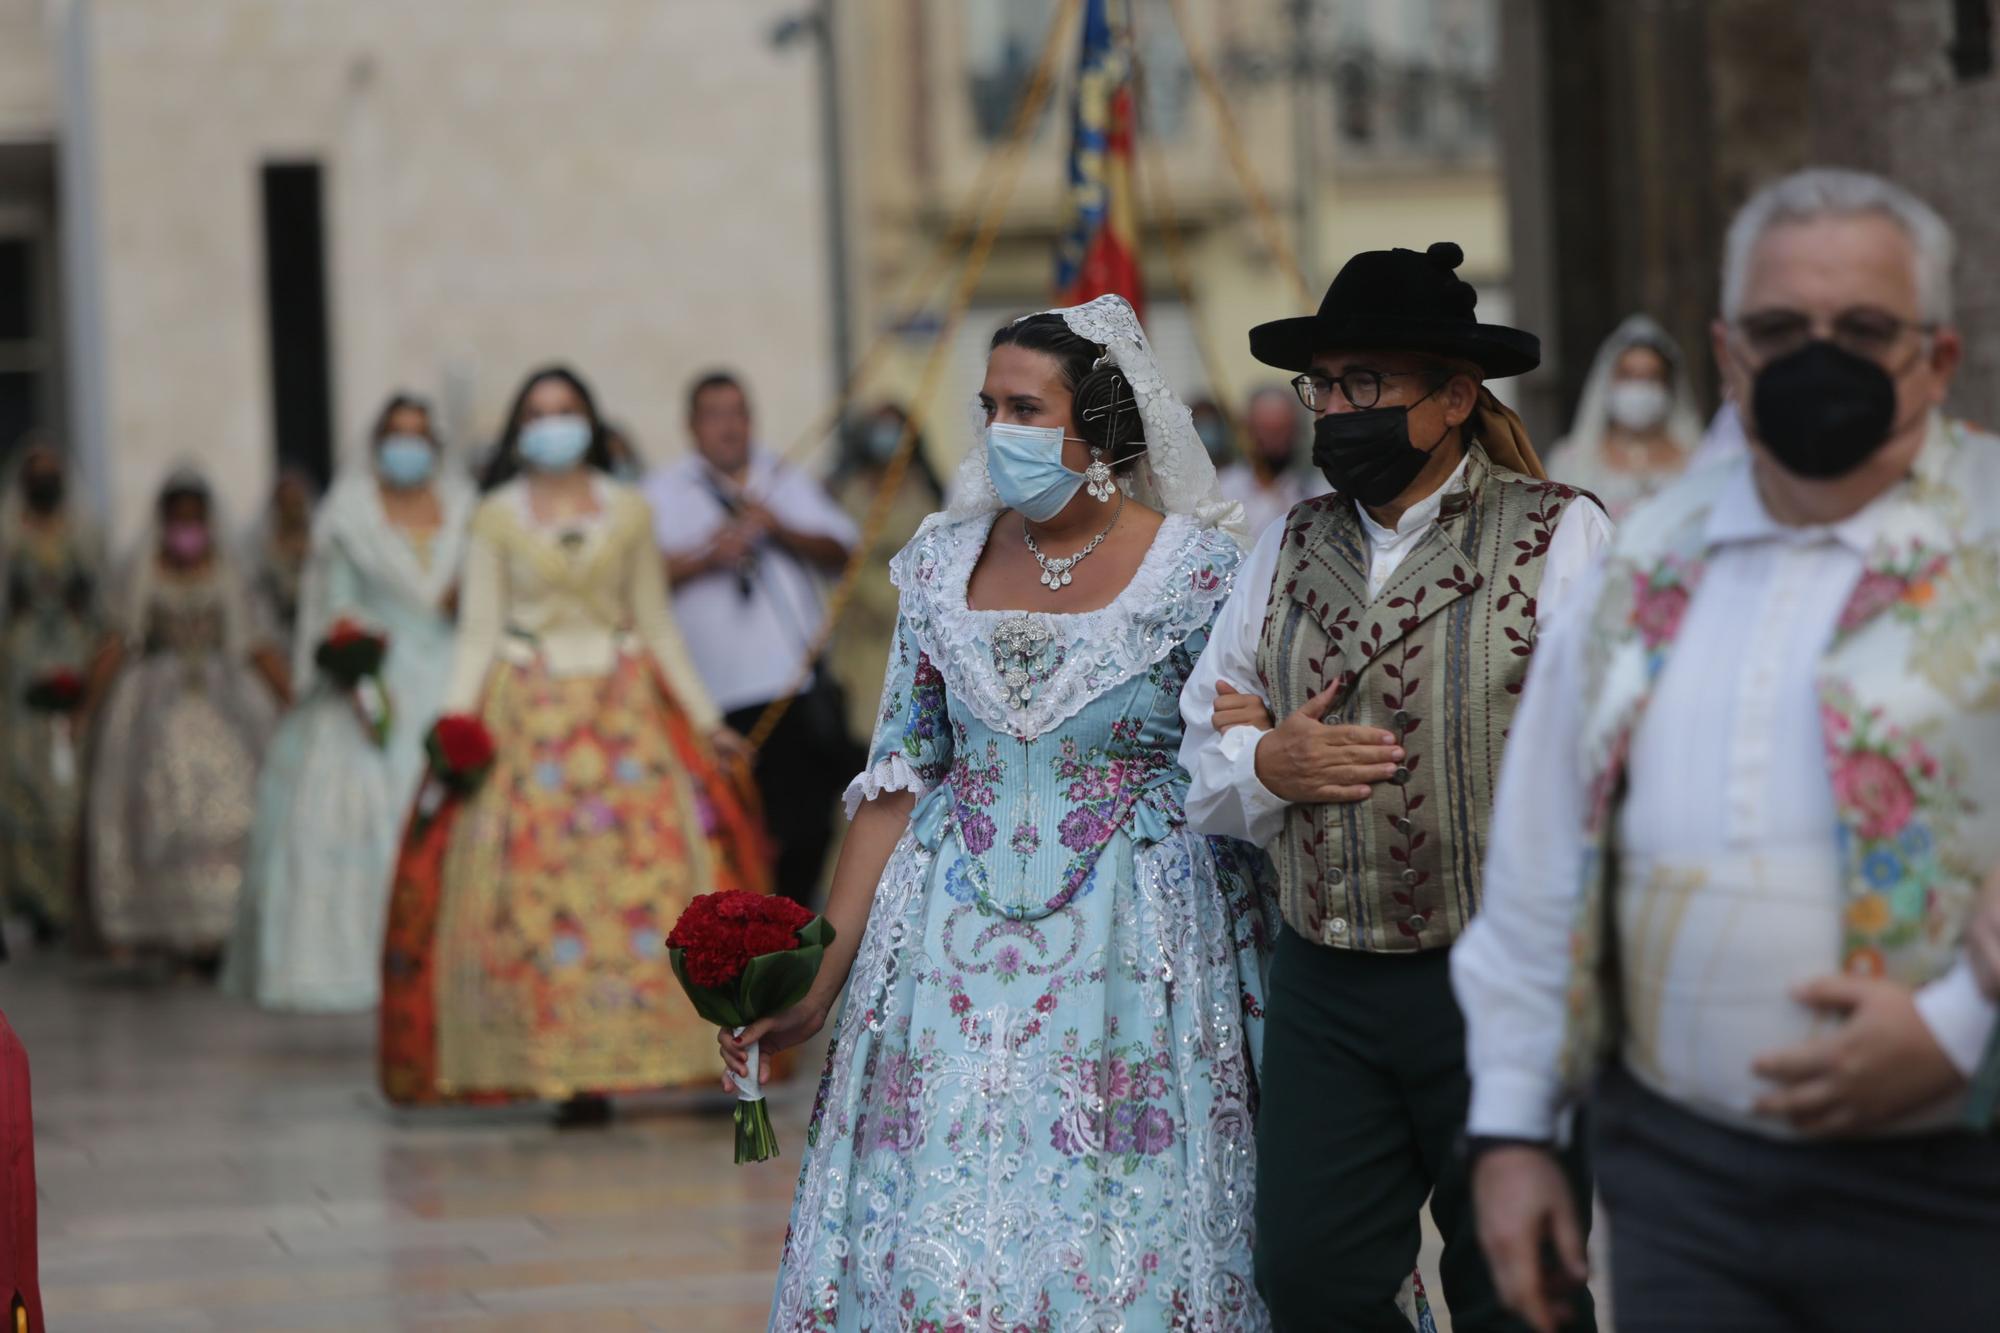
[
  {"x1": 378, "y1": 652, "x2": 770, "y2": 1105},
  {"x1": 88, "y1": 654, "x2": 274, "y2": 952},
  {"x1": 771, "y1": 823, "x2": 1281, "y2": 1331}
]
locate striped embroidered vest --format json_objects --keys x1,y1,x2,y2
[{"x1": 1255, "y1": 445, "x2": 1589, "y2": 953}]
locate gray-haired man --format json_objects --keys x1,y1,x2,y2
[{"x1": 1456, "y1": 167, "x2": 2000, "y2": 1331}]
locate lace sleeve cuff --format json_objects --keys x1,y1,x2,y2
[{"x1": 842, "y1": 753, "x2": 930, "y2": 820}]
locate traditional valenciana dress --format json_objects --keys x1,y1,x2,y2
[
  {"x1": 772, "y1": 510, "x2": 1281, "y2": 1330},
  {"x1": 0, "y1": 511, "x2": 105, "y2": 935},
  {"x1": 378, "y1": 476, "x2": 769, "y2": 1104},
  {"x1": 89, "y1": 552, "x2": 276, "y2": 954},
  {"x1": 1542, "y1": 314, "x2": 1703, "y2": 521},
  {"x1": 224, "y1": 470, "x2": 474, "y2": 1011}
]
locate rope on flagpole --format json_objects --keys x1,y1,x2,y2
[
  {"x1": 742, "y1": 0, "x2": 1082, "y2": 753},
  {"x1": 766, "y1": 0, "x2": 1082, "y2": 473},
  {"x1": 1161, "y1": 0, "x2": 1313, "y2": 305}
]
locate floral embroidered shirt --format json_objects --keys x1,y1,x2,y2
[{"x1": 1454, "y1": 432, "x2": 1998, "y2": 1142}]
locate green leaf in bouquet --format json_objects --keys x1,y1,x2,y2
[
  {"x1": 739, "y1": 916, "x2": 834, "y2": 1018},
  {"x1": 666, "y1": 953, "x2": 752, "y2": 1032}
]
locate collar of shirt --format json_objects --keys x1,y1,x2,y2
[
  {"x1": 1699, "y1": 432, "x2": 1938, "y2": 560},
  {"x1": 1702, "y1": 411, "x2": 1953, "y2": 558},
  {"x1": 1355, "y1": 451, "x2": 1473, "y2": 548},
  {"x1": 694, "y1": 446, "x2": 778, "y2": 499}
]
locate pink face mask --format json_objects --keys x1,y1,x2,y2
[{"x1": 163, "y1": 521, "x2": 211, "y2": 564}]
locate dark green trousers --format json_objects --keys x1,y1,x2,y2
[{"x1": 1254, "y1": 926, "x2": 1597, "y2": 1332}]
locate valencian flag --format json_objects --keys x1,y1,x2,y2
[{"x1": 1055, "y1": 0, "x2": 1144, "y2": 316}]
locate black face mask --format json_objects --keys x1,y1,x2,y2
[
  {"x1": 1311, "y1": 396, "x2": 1446, "y2": 508},
  {"x1": 1750, "y1": 340, "x2": 1901, "y2": 480},
  {"x1": 21, "y1": 473, "x2": 63, "y2": 514}
]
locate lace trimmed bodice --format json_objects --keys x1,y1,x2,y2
[
  {"x1": 853, "y1": 511, "x2": 1241, "y2": 922},
  {"x1": 890, "y1": 511, "x2": 1237, "y2": 742}
]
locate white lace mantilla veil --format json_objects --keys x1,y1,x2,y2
[{"x1": 946, "y1": 295, "x2": 1250, "y2": 545}]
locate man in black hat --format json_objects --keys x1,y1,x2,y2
[{"x1": 1179, "y1": 242, "x2": 1612, "y2": 1330}]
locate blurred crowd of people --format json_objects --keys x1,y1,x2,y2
[{"x1": 0, "y1": 336, "x2": 1721, "y2": 996}]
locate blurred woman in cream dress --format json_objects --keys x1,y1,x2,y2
[{"x1": 379, "y1": 366, "x2": 770, "y2": 1121}]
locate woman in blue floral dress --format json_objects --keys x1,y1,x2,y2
[{"x1": 726, "y1": 299, "x2": 1435, "y2": 1332}]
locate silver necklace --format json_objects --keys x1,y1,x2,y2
[{"x1": 1022, "y1": 494, "x2": 1124, "y2": 591}]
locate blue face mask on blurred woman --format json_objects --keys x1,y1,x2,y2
[
  {"x1": 518, "y1": 415, "x2": 593, "y2": 473},
  {"x1": 376, "y1": 434, "x2": 437, "y2": 488},
  {"x1": 984, "y1": 422, "x2": 1088, "y2": 522}
]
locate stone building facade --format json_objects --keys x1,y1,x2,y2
[
  {"x1": 1500, "y1": 0, "x2": 1999, "y2": 442},
  {"x1": 0, "y1": 0, "x2": 831, "y2": 540}
]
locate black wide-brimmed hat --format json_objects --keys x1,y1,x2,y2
[{"x1": 1249, "y1": 241, "x2": 1540, "y2": 379}]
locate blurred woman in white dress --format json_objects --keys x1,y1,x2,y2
[
  {"x1": 226, "y1": 396, "x2": 474, "y2": 1010},
  {"x1": 1543, "y1": 314, "x2": 1703, "y2": 519}
]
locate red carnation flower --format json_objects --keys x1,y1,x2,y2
[
  {"x1": 23, "y1": 667, "x2": 86, "y2": 713},
  {"x1": 742, "y1": 920, "x2": 805, "y2": 958},
  {"x1": 710, "y1": 891, "x2": 758, "y2": 923},
  {"x1": 432, "y1": 714, "x2": 497, "y2": 774},
  {"x1": 753, "y1": 895, "x2": 814, "y2": 931},
  {"x1": 664, "y1": 891, "x2": 812, "y2": 989},
  {"x1": 315, "y1": 618, "x2": 389, "y2": 685},
  {"x1": 325, "y1": 617, "x2": 372, "y2": 647}
]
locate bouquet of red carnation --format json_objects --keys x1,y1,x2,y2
[
  {"x1": 23, "y1": 666, "x2": 87, "y2": 787},
  {"x1": 314, "y1": 618, "x2": 393, "y2": 747},
  {"x1": 666, "y1": 890, "x2": 834, "y2": 1163},
  {"x1": 411, "y1": 713, "x2": 497, "y2": 835},
  {"x1": 22, "y1": 667, "x2": 85, "y2": 715}
]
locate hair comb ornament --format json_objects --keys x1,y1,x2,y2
[{"x1": 1080, "y1": 378, "x2": 1134, "y2": 502}]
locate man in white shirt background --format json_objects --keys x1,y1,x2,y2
[
  {"x1": 647, "y1": 371, "x2": 860, "y2": 907},
  {"x1": 1180, "y1": 241, "x2": 1611, "y2": 1331},
  {"x1": 1213, "y1": 384, "x2": 1329, "y2": 541},
  {"x1": 1455, "y1": 168, "x2": 2000, "y2": 1332}
]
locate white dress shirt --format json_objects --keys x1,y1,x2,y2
[
  {"x1": 645, "y1": 449, "x2": 859, "y2": 715},
  {"x1": 1181, "y1": 454, "x2": 1614, "y2": 848},
  {"x1": 1452, "y1": 457, "x2": 1997, "y2": 1142}
]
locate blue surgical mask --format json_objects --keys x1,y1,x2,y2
[
  {"x1": 376, "y1": 434, "x2": 437, "y2": 488},
  {"x1": 518, "y1": 414, "x2": 593, "y2": 472},
  {"x1": 985, "y1": 421, "x2": 1086, "y2": 522}
]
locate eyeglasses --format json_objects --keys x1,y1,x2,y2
[
  {"x1": 1290, "y1": 368, "x2": 1439, "y2": 412},
  {"x1": 1731, "y1": 307, "x2": 1936, "y2": 367}
]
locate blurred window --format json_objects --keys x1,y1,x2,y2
[
  {"x1": 1329, "y1": 0, "x2": 1495, "y2": 163},
  {"x1": 965, "y1": 0, "x2": 1191, "y2": 141},
  {"x1": 966, "y1": 0, "x2": 1057, "y2": 140}
]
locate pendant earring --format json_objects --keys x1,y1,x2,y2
[{"x1": 1084, "y1": 447, "x2": 1117, "y2": 503}]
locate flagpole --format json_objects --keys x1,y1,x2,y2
[
  {"x1": 1289, "y1": 0, "x2": 1319, "y2": 291},
  {"x1": 773, "y1": 2, "x2": 856, "y2": 398}
]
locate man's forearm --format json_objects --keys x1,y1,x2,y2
[
  {"x1": 665, "y1": 550, "x2": 718, "y2": 588},
  {"x1": 772, "y1": 526, "x2": 850, "y2": 572}
]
